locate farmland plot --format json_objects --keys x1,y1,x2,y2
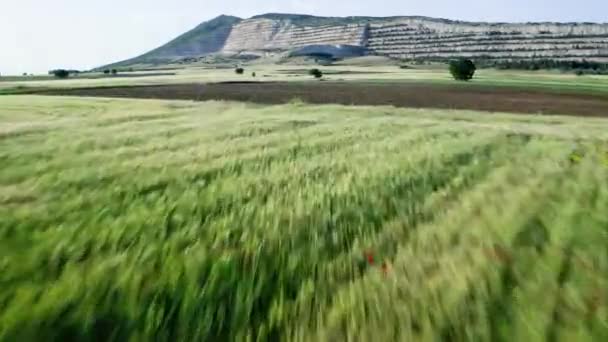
[{"x1": 0, "y1": 96, "x2": 607, "y2": 341}]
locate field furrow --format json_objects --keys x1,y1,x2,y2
[{"x1": 1, "y1": 96, "x2": 607, "y2": 341}]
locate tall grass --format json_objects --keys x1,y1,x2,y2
[{"x1": 1, "y1": 96, "x2": 607, "y2": 341}]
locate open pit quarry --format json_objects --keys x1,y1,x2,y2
[{"x1": 108, "y1": 13, "x2": 608, "y2": 67}]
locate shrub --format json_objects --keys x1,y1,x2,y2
[
  {"x1": 103, "y1": 69, "x2": 110, "y2": 75},
  {"x1": 52, "y1": 69, "x2": 70, "y2": 79},
  {"x1": 309, "y1": 68, "x2": 323, "y2": 78},
  {"x1": 111, "y1": 69, "x2": 118, "y2": 75},
  {"x1": 475, "y1": 59, "x2": 608, "y2": 74},
  {"x1": 449, "y1": 59, "x2": 476, "y2": 81},
  {"x1": 235, "y1": 67, "x2": 244, "y2": 75},
  {"x1": 252, "y1": 72, "x2": 256, "y2": 77}
]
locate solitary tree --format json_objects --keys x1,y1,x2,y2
[
  {"x1": 52, "y1": 69, "x2": 70, "y2": 79},
  {"x1": 309, "y1": 68, "x2": 323, "y2": 79},
  {"x1": 235, "y1": 67, "x2": 244, "y2": 75},
  {"x1": 449, "y1": 59, "x2": 476, "y2": 81},
  {"x1": 111, "y1": 69, "x2": 118, "y2": 75},
  {"x1": 103, "y1": 69, "x2": 110, "y2": 75}
]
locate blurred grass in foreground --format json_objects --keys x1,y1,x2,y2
[{"x1": 0, "y1": 96, "x2": 607, "y2": 341}]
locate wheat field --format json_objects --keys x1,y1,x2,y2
[{"x1": 1, "y1": 95, "x2": 607, "y2": 341}]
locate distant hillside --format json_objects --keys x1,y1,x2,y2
[
  {"x1": 250, "y1": 13, "x2": 381, "y2": 26},
  {"x1": 102, "y1": 13, "x2": 608, "y2": 68},
  {"x1": 249, "y1": 13, "x2": 466, "y2": 26},
  {"x1": 100, "y1": 15, "x2": 241, "y2": 69}
]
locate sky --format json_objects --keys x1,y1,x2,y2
[{"x1": 1, "y1": 0, "x2": 606, "y2": 75}]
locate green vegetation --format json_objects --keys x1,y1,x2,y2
[
  {"x1": 1, "y1": 96, "x2": 607, "y2": 341},
  {"x1": 52, "y1": 69, "x2": 70, "y2": 79},
  {"x1": 3, "y1": 63, "x2": 608, "y2": 98},
  {"x1": 100, "y1": 15, "x2": 242, "y2": 69},
  {"x1": 235, "y1": 67, "x2": 245, "y2": 75},
  {"x1": 477, "y1": 59, "x2": 608, "y2": 75},
  {"x1": 309, "y1": 68, "x2": 323, "y2": 78},
  {"x1": 450, "y1": 59, "x2": 477, "y2": 81}
]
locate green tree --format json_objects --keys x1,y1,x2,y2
[
  {"x1": 309, "y1": 68, "x2": 323, "y2": 79},
  {"x1": 52, "y1": 69, "x2": 70, "y2": 79},
  {"x1": 235, "y1": 67, "x2": 244, "y2": 75},
  {"x1": 449, "y1": 59, "x2": 476, "y2": 81}
]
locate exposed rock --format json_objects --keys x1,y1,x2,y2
[
  {"x1": 367, "y1": 19, "x2": 608, "y2": 60},
  {"x1": 104, "y1": 13, "x2": 608, "y2": 68},
  {"x1": 222, "y1": 19, "x2": 367, "y2": 53}
]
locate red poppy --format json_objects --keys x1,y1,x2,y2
[{"x1": 365, "y1": 251, "x2": 374, "y2": 265}]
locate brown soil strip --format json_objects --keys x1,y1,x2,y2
[{"x1": 38, "y1": 82, "x2": 608, "y2": 117}]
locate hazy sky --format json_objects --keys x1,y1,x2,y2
[{"x1": 1, "y1": 0, "x2": 606, "y2": 75}]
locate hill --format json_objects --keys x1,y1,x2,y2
[
  {"x1": 102, "y1": 13, "x2": 608, "y2": 68},
  {"x1": 101, "y1": 15, "x2": 241, "y2": 69}
]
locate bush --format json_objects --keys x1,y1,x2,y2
[
  {"x1": 111, "y1": 69, "x2": 118, "y2": 75},
  {"x1": 449, "y1": 59, "x2": 476, "y2": 81},
  {"x1": 52, "y1": 69, "x2": 70, "y2": 79},
  {"x1": 103, "y1": 69, "x2": 110, "y2": 75},
  {"x1": 475, "y1": 59, "x2": 608, "y2": 74},
  {"x1": 235, "y1": 68, "x2": 244, "y2": 75},
  {"x1": 252, "y1": 72, "x2": 256, "y2": 77},
  {"x1": 309, "y1": 68, "x2": 323, "y2": 78}
]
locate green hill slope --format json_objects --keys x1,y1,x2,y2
[{"x1": 101, "y1": 15, "x2": 241, "y2": 69}]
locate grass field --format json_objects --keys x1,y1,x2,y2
[
  {"x1": 0, "y1": 96, "x2": 608, "y2": 341},
  {"x1": 1, "y1": 95, "x2": 607, "y2": 340},
  {"x1": 3, "y1": 63, "x2": 608, "y2": 96}
]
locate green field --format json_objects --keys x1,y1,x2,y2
[
  {"x1": 3, "y1": 62, "x2": 608, "y2": 96},
  {"x1": 1, "y1": 95, "x2": 607, "y2": 340}
]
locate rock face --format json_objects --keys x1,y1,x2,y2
[
  {"x1": 366, "y1": 19, "x2": 608, "y2": 60},
  {"x1": 222, "y1": 16, "x2": 608, "y2": 61},
  {"x1": 106, "y1": 13, "x2": 608, "y2": 67},
  {"x1": 222, "y1": 19, "x2": 368, "y2": 53}
]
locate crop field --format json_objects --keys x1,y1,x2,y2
[
  {"x1": 1, "y1": 96, "x2": 608, "y2": 341},
  {"x1": 3, "y1": 63, "x2": 608, "y2": 96}
]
